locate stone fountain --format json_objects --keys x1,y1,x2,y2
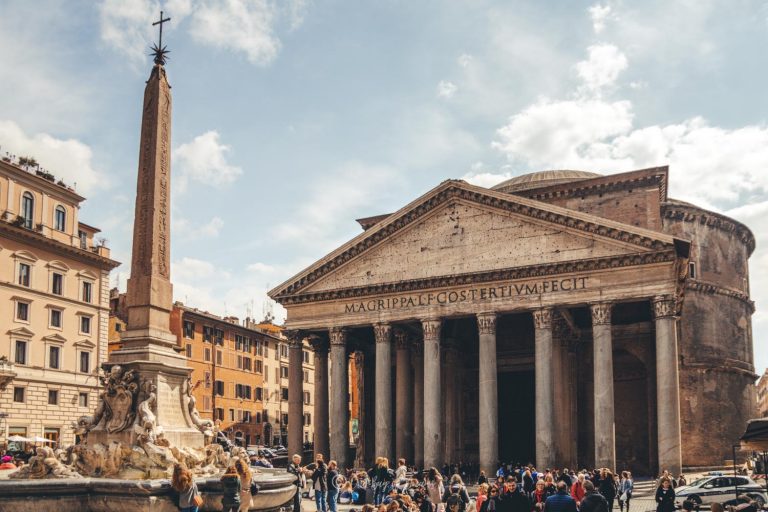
[{"x1": 0, "y1": 14, "x2": 296, "y2": 511}]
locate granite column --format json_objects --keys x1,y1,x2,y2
[
  {"x1": 422, "y1": 319, "x2": 442, "y2": 468},
  {"x1": 312, "y1": 338, "x2": 330, "y2": 460},
  {"x1": 477, "y1": 312, "x2": 498, "y2": 475},
  {"x1": 591, "y1": 302, "x2": 616, "y2": 469},
  {"x1": 329, "y1": 328, "x2": 350, "y2": 469},
  {"x1": 533, "y1": 308, "x2": 555, "y2": 469},
  {"x1": 412, "y1": 338, "x2": 424, "y2": 468},
  {"x1": 374, "y1": 323, "x2": 394, "y2": 462},
  {"x1": 395, "y1": 329, "x2": 413, "y2": 461},
  {"x1": 653, "y1": 296, "x2": 683, "y2": 475},
  {"x1": 287, "y1": 332, "x2": 304, "y2": 459}
]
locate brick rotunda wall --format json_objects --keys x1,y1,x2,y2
[{"x1": 662, "y1": 200, "x2": 757, "y2": 467}]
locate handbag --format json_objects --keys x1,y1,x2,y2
[
  {"x1": 193, "y1": 493, "x2": 204, "y2": 507},
  {"x1": 620, "y1": 491, "x2": 628, "y2": 502}
]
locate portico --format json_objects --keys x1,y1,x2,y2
[{"x1": 270, "y1": 178, "x2": 690, "y2": 475}]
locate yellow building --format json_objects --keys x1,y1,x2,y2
[
  {"x1": 0, "y1": 156, "x2": 119, "y2": 446},
  {"x1": 247, "y1": 319, "x2": 316, "y2": 448}
]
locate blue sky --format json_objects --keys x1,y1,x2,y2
[{"x1": 1, "y1": 0, "x2": 767, "y2": 370}]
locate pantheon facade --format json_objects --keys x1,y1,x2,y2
[{"x1": 269, "y1": 167, "x2": 756, "y2": 475}]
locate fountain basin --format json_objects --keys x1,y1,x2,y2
[{"x1": 0, "y1": 467, "x2": 296, "y2": 512}]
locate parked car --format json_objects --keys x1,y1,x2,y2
[
  {"x1": 675, "y1": 475, "x2": 768, "y2": 508},
  {"x1": 215, "y1": 431, "x2": 234, "y2": 452}
]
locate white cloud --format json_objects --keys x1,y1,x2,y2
[
  {"x1": 457, "y1": 53, "x2": 473, "y2": 68},
  {"x1": 173, "y1": 256, "x2": 219, "y2": 280},
  {"x1": 189, "y1": 0, "x2": 280, "y2": 65},
  {"x1": 575, "y1": 44, "x2": 628, "y2": 94},
  {"x1": 462, "y1": 171, "x2": 512, "y2": 189},
  {"x1": 174, "y1": 215, "x2": 225, "y2": 240},
  {"x1": 588, "y1": 4, "x2": 612, "y2": 34},
  {"x1": 0, "y1": 120, "x2": 106, "y2": 195},
  {"x1": 437, "y1": 80, "x2": 458, "y2": 99},
  {"x1": 173, "y1": 130, "x2": 242, "y2": 193},
  {"x1": 99, "y1": 0, "x2": 305, "y2": 66}
]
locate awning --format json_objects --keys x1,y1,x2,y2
[{"x1": 739, "y1": 418, "x2": 768, "y2": 451}]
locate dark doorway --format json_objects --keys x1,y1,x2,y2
[{"x1": 498, "y1": 370, "x2": 536, "y2": 464}]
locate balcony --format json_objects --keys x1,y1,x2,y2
[{"x1": 0, "y1": 358, "x2": 17, "y2": 391}]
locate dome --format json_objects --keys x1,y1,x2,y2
[{"x1": 491, "y1": 170, "x2": 601, "y2": 193}]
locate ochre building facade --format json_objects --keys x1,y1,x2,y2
[
  {"x1": 0, "y1": 157, "x2": 119, "y2": 446},
  {"x1": 269, "y1": 167, "x2": 756, "y2": 475}
]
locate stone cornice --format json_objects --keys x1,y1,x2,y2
[
  {"x1": 662, "y1": 200, "x2": 756, "y2": 256},
  {"x1": 277, "y1": 249, "x2": 677, "y2": 305},
  {"x1": 685, "y1": 279, "x2": 754, "y2": 313},
  {"x1": 519, "y1": 167, "x2": 669, "y2": 205},
  {"x1": 270, "y1": 180, "x2": 680, "y2": 301},
  {"x1": 0, "y1": 221, "x2": 120, "y2": 270}
]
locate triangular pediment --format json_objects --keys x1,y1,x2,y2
[
  {"x1": 270, "y1": 180, "x2": 681, "y2": 300},
  {"x1": 42, "y1": 333, "x2": 67, "y2": 344},
  {"x1": 7, "y1": 327, "x2": 34, "y2": 338}
]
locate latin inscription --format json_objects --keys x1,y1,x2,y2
[{"x1": 343, "y1": 276, "x2": 589, "y2": 313}]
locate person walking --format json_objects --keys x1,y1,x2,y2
[
  {"x1": 327, "y1": 460, "x2": 340, "y2": 512},
  {"x1": 425, "y1": 467, "x2": 445, "y2": 511},
  {"x1": 544, "y1": 482, "x2": 578, "y2": 512},
  {"x1": 221, "y1": 465, "x2": 242, "y2": 512},
  {"x1": 372, "y1": 457, "x2": 394, "y2": 506},
  {"x1": 288, "y1": 454, "x2": 306, "y2": 512},
  {"x1": 172, "y1": 463, "x2": 202, "y2": 512},
  {"x1": 479, "y1": 471, "x2": 489, "y2": 486},
  {"x1": 617, "y1": 472, "x2": 633, "y2": 512},
  {"x1": 570, "y1": 474, "x2": 586, "y2": 509},
  {"x1": 236, "y1": 458, "x2": 257, "y2": 512},
  {"x1": 579, "y1": 481, "x2": 608, "y2": 512},
  {"x1": 311, "y1": 455, "x2": 329, "y2": 512},
  {"x1": 597, "y1": 470, "x2": 617, "y2": 511},
  {"x1": 655, "y1": 477, "x2": 675, "y2": 512}
]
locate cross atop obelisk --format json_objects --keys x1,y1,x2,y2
[{"x1": 151, "y1": 11, "x2": 171, "y2": 65}]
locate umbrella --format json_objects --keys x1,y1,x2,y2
[
  {"x1": 6, "y1": 435, "x2": 31, "y2": 442},
  {"x1": 30, "y1": 436, "x2": 55, "y2": 444}
]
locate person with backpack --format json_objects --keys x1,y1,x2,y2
[
  {"x1": 442, "y1": 475, "x2": 470, "y2": 512},
  {"x1": 579, "y1": 481, "x2": 609, "y2": 512},
  {"x1": 220, "y1": 465, "x2": 242, "y2": 512}
]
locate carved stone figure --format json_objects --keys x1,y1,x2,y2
[
  {"x1": 101, "y1": 365, "x2": 140, "y2": 433},
  {"x1": 184, "y1": 377, "x2": 215, "y2": 437},
  {"x1": 9, "y1": 446, "x2": 82, "y2": 479}
]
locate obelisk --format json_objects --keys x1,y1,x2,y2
[{"x1": 91, "y1": 16, "x2": 204, "y2": 449}]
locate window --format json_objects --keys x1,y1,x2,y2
[
  {"x1": 214, "y1": 328, "x2": 224, "y2": 344},
  {"x1": 216, "y1": 350, "x2": 222, "y2": 366},
  {"x1": 204, "y1": 371, "x2": 211, "y2": 388},
  {"x1": 50, "y1": 308, "x2": 62, "y2": 328},
  {"x1": 282, "y1": 413, "x2": 289, "y2": 425},
  {"x1": 78, "y1": 230, "x2": 87, "y2": 249},
  {"x1": 80, "y1": 316, "x2": 91, "y2": 334},
  {"x1": 183, "y1": 320, "x2": 195, "y2": 338},
  {"x1": 243, "y1": 411, "x2": 252, "y2": 423},
  {"x1": 303, "y1": 391, "x2": 311, "y2": 405},
  {"x1": 214, "y1": 408, "x2": 224, "y2": 421},
  {"x1": 16, "y1": 301, "x2": 29, "y2": 321},
  {"x1": 79, "y1": 351, "x2": 91, "y2": 373},
  {"x1": 256, "y1": 412, "x2": 262, "y2": 423},
  {"x1": 21, "y1": 192, "x2": 34, "y2": 229},
  {"x1": 14, "y1": 340, "x2": 27, "y2": 365},
  {"x1": 55, "y1": 206, "x2": 66, "y2": 231},
  {"x1": 204, "y1": 347, "x2": 211, "y2": 362},
  {"x1": 18, "y1": 262, "x2": 31, "y2": 287},
  {"x1": 43, "y1": 427, "x2": 60, "y2": 446},
  {"x1": 304, "y1": 370, "x2": 310, "y2": 383},
  {"x1": 203, "y1": 396, "x2": 212, "y2": 411},
  {"x1": 281, "y1": 387, "x2": 289, "y2": 401},
  {"x1": 304, "y1": 413, "x2": 312, "y2": 426},
  {"x1": 48, "y1": 389, "x2": 59, "y2": 405},
  {"x1": 49, "y1": 346, "x2": 60, "y2": 369},
  {"x1": 280, "y1": 366, "x2": 288, "y2": 379},
  {"x1": 185, "y1": 344, "x2": 192, "y2": 358},
  {"x1": 51, "y1": 272, "x2": 63, "y2": 295},
  {"x1": 280, "y1": 344, "x2": 288, "y2": 359},
  {"x1": 214, "y1": 380, "x2": 225, "y2": 396},
  {"x1": 78, "y1": 392, "x2": 89, "y2": 407},
  {"x1": 255, "y1": 387, "x2": 263, "y2": 401},
  {"x1": 82, "y1": 281, "x2": 93, "y2": 303},
  {"x1": 689, "y1": 261, "x2": 697, "y2": 279},
  {"x1": 255, "y1": 360, "x2": 263, "y2": 374},
  {"x1": 242, "y1": 357, "x2": 252, "y2": 371},
  {"x1": 303, "y1": 350, "x2": 311, "y2": 364},
  {"x1": 229, "y1": 409, "x2": 235, "y2": 421},
  {"x1": 13, "y1": 387, "x2": 25, "y2": 403},
  {"x1": 264, "y1": 365, "x2": 268, "y2": 380},
  {"x1": 203, "y1": 326, "x2": 213, "y2": 342},
  {"x1": 235, "y1": 384, "x2": 252, "y2": 400},
  {"x1": 237, "y1": 355, "x2": 243, "y2": 369},
  {"x1": 255, "y1": 340, "x2": 263, "y2": 356}
]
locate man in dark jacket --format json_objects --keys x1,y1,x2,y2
[
  {"x1": 327, "y1": 460, "x2": 340, "y2": 512},
  {"x1": 311, "y1": 455, "x2": 328, "y2": 512},
  {"x1": 288, "y1": 454, "x2": 305, "y2": 512},
  {"x1": 580, "y1": 481, "x2": 609, "y2": 512},
  {"x1": 544, "y1": 482, "x2": 578, "y2": 512},
  {"x1": 498, "y1": 479, "x2": 530, "y2": 512}
]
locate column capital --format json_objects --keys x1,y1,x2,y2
[
  {"x1": 652, "y1": 295, "x2": 677, "y2": 319},
  {"x1": 309, "y1": 334, "x2": 329, "y2": 354},
  {"x1": 421, "y1": 318, "x2": 442, "y2": 342},
  {"x1": 532, "y1": 307, "x2": 553, "y2": 330},
  {"x1": 590, "y1": 302, "x2": 613, "y2": 325},
  {"x1": 477, "y1": 312, "x2": 497, "y2": 335},
  {"x1": 394, "y1": 328, "x2": 409, "y2": 350},
  {"x1": 373, "y1": 323, "x2": 392, "y2": 344},
  {"x1": 329, "y1": 327, "x2": 348, "y2": 346},
  {"x1": 285, "y1": 330, "x2": 305, "y2": 348}
]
